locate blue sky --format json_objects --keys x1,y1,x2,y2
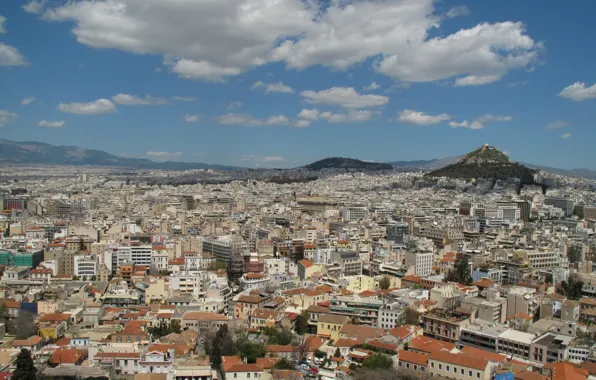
[{"x1": 1, "y1": 0, "x2": 595, "y2": 169}]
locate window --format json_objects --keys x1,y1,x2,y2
[
  {"x1": 248, "y1": 374, "x2": 251, "y2": 379},
  {"x1": 461, "y1": 369, "x2": 464, "y2": 375},
  {"x1": 454, "y1": 367, "x2": 457, "y2": 373},
  {"x1": 447, "y1": 366, "x2": 450, "y2": 372},
  {"x1": 407, "y1": 363, "x2": 410, "y2": 369},
  {"x1": 477, "y1": 372, "x2": 480, "y2": 379},
  {"x1": 469, "y1": 371, "x2": 473, "y2": 377},
  {"x1": 431, "y1": 363, "x2": 435, "y2": 368},
  {"x1": 234, "y1": 374, "x2": 237, "y2": 379},
  {"x1": 439, "y1": 364, "x2": 442, "y2": 370}
]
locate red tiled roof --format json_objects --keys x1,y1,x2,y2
[
  {"x1": 49, "y1": 347, "x2": 84, "y2": 365},
  {"x1": 299, "y1": 259, "x2": 313, "y2": 268},
  {"x1": 183, "y1": 312, "x2": 227, "y2": 321},
  {"x1": 429, "y1": 351, "x2": 488, "y2": 371},
  {"x1": 39, "y1": 313, "x2": 70, "y2": 322},
  {"x1": 256, "y1": 357, "x2": 280, "y2": 369},
  {"x1": 399, "y1": 349, "x2": 429, "y2": 366}
]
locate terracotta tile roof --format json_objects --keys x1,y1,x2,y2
[
  {"x1": 339, "y1": 324, "x2": 384, "y2": 341},
  {"x1": 95, "y1": 352, "x2": 142, "y2": 359},
  {"x1": 49, "y1": 347, "x2": 84, "y2": 365},
  {"x1": 387, "y1": 326, "x2": 413, "y2": 340},
  {"x1": 54, "y1": 337, "x2": 71, "y2": 346},
  {"x1": 0, "y1": 299, "x2": 20, "y2": 309},
  {"x1": 315, "y1": 285, "x2": 334, "y2": 293},
  {"x1": 367, "y1": 340, "x2": 398, "y2": 352},
  {"x1": 333, "y1": 338, "x2": 359, "y2": 347},
  {"x1": 515, "y1": 370, "x2": 550, "y2": 380},
  {"x1": 318, "y1": 314, "x2": 349, "y2": 325},
  {"x1": 284, "y1": 288, "x2": 323, "y2": 297},
  {"x1": 271, "y1": 370, "x2": 304, "y2": 379},
  {"x1": 429, "y1": 351, "x2": 488, "y2": 371},
  {"x1": 460, "y1": 346, "x2": 507, "y2": 363},
  {"x1": 410, "y1": 336, "x2": 455, "y2": 354},
  {"x1": 245, "y1": 273, "x2": 265, "y2": 279},
  {"x1": 183, "y1": 312, "x2": 227, "y2": 321},
  {"x1": 399, "y1": 349, "x2": 429, "y2": 366},
  {"x1": 13, "y1": 336, "x2": 43, "y2": 347},
  {"x1": 250, "y1": 308, "x2": 280, "y2": 320},
  {"x1": 256, "y1": 357, "x2": 279, "y2": 369},
  {"x1": 237, "y1": 295, "x2": 266, "y2": 304},
  {"x1": 39, "y1": 313, "x2": 71, "y2": 322},
  {"x1": 299, "y1": 259, "x2": 313, "y2": 268},
  {"x1": 579, "y1": 297, "x2": 596, "y2": 306},
  {"x1": 402, "y1": 275, "x2": 421, "y2": 283},
  {"x1": 550, "y1": 362, "x2": 589, "y2": 380}
]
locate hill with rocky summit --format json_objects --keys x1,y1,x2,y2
[
  {"x1": 428, "y1": 144, "x2": 537, "y2": 183},
  {"x1": 305, "y1": 157, "x2": 393, "y2": 171}
]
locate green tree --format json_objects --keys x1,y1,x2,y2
[
  {"x1": 12, "y1": 349, "x2": 37, "y2": 380},
  {"x1": 445, "y1": 255, "x2": 473, "y2": 285},
  {"x1": 334, "y1": 348, "x2": 341, "y2": 358},
  {"x1": 237, "y1": 334, "x2": 265, "y2": 363},
  {"x1": 361, "y1": 354, "x2": 394, "y2": 371},
  {"x1": 210, "y1": 325, "x2": 238, "y2": 366},
  {"x1": 295, "y1": 312, "x2": 309, "y2": 335},
  {"x1": 170, "y1": 319, "x2": 181, "y2": 334},
  {"x1": 273, "y1": 358, "x2": 296, "y2": 370},
  {"x1": 9, "y1": 311, "x2": 38, "y2": 339},
  {"x1": 264, "y1": 327, "x2": 293, "y2": 345},
  {"x1": 379, "y1": 276, "x2": 391, "y2": 290}
]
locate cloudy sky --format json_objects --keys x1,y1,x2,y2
[{"x1": 1, "y1": 0, "x2": 595, "y2": 168}]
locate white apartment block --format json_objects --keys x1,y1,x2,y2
[
  {"x1": 110, "y1": 245, "x2": 152, "y2": 271},
  {"x1": 405, "y1": 251, "x2": 434, "y2": 277},
  {"x1": 342, "y1": 205, "x2": 367, "y2": 222},
  {"x1": 74, "y1": 254, "x2": 98, "y2": 278}
]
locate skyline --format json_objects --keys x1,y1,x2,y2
[{"x1": 1, "y1": 0, "x2": 595, "y2": 169}]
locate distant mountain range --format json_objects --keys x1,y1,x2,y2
[
  {"x1": 0, "y1": 139, "x2": 238, "y2": 170},
  {"x1": 0, "y1": 138, "x2": 594, "y2": 179}
]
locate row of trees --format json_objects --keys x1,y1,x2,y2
[{"x1": 148, "y1": 320, "x2": 181, "y2": 339}]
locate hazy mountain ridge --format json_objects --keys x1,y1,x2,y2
[{"x1": 0, "y1": 139, "x2": 238, "y2": 171}]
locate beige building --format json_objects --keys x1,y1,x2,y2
[{"x1": 428, "y1": 351, "x2": 493, "y2": 380}]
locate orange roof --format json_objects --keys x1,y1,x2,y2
[
  {"x1": 333, "y1": 338, "x2": 359, "y2": 347},
  {"x1": 0, "y1": 300, "x2": 20, "y2": 309},
  {"x1": 367, "y1": 340, "x2": 398, "y2": 352},
  {"x1": 387, "y1": 326, "x2": 413, "y2": 340},
  {"x1": 460, "y1": 346, "x2": 507, "y2": 363},
  {"x1": 49, "y1": 347, "x2": 84, "y2": 365},
  {"x1": 550, "y1": 362, "x2": 589, "y2": 380},
  {"x1": 359, "y1": 290, "x2": 377, "y2": 297},
  {"x1": 221, "y1": 356, "x2": 242, "y2": 372},
  {"x1": 227, "y1": 364, "x2": 263, "y2": 373},
  {"x1": 271, "y1": 370, "x2": 304, "y2": 379},
  {"x1": 245, "y1": 273, "x2": 265, "y2": 279},
  {"x1": 251, "y1": 308, "x2": 280, "y2": 320},
  {"x1": 54, "y1": 337, "x2": 71, "y2": 346},
  {"x1": 256, "y1": 357, "x2": 280, "y2": 369},
  {"x1": 515, "y1": 370, "x2": 550, "y2": 380},
  {"x1": 410, "y1": 336, "x2": 455, "y2": 354},
  {"x1": 13, "y1": 336, "x2": 43, "y2": 347},
  {"x1": 39, "y1": 313, "x2": 71, "y2": 322},
  {"x1": 299, "y1": 259, "x2": 313, "y2": 268},
  {"x1": 399, "y1": 349, "x2": 429, "y2": 366},
  {"x1": 402, "y1": 275, "x2": 421, "y2": 283},
  {"x1": 148, "y1": 343, "x2": 190, "y2": 356},
  {"x1": 429, "y1": 351, "x2": 488, "y2": 371},
  {"x1": 266, "y1": 345, "x2": 295, "y2": 353}
]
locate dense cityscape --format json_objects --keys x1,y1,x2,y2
[{"x1": 0, "y1": 143, "x2": 594, "y2": 380}]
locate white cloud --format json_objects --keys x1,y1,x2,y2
[
  {"x1": 323, "y1": 110, "x2": 374, "y2": 124},
  {"x1": 265, "y1": 115, "x2": 289, "y2": 125},
  {"x1": 449, "y1": 120, "x2": 485, "y2": 130},
  {"x1": 454, "y1": 75, "x2": 500, "y2": 87},
  {"x1": 183, "y1": 114, "x2": 199, "y2": 123},
  {"x1": 214, "y1": 113, "x2": 289, "y2": 126},
  {"x1": 0, "y1": 110, "x2": 17, "y2": 127},
  {"x1": 57, "y1": 99, "x2": 116, "y2": 115},
  {"x1": 294, "y1": 120, "x2": 311, "y2": 128},
  {"x1": 0, "y1": 15, "x2": 6, "y2": 34},
  {"x1": 227, "y1": 101, "x2": 244, "y2": 110},
  {"x1": 173, "y1": 96, "x2": 196, "y2": 102},
  {"x1": 21, "y1": 97, "x2": 36, "y2": 105},
  {"x1": 449, "y1": 114, "x2": 512, "y2": 130},
  {"x1": 561, "y1": 132, "x2": 572, "y2": 139},
  {"x1": 476, "y1": 114, "x2": 512, "y2": 123},
  {"x1": 398, "y1": 110, "x2": 451, "y2": 125},
  {"x1": 23, "y1": 1, "x2": 45, "y2": 14},
  {"x1": 147, "y1": 151, "x2": 182, "y2": 158},
  {"x1": 446, "y1": 6, "x2": 470, "y2": 18},
  {"x1": 297, "y1": 109, "x2": 320, "y2": 121},
  {"x1": 252, "y1": 81, "x2": 294, "y2": 94},
  {"x1": 362, "y1": 82, "x2": 381, "y2": 91},
  {"x1": 38, "y1": 120, "x2": 65, "y2": 128},
  {"x1": 545, "y1": 120, "x2": 568, "y2": 130},
  {"x1": 263, "y1": 156, "x2": 284, "y2": 162},
  {"x1": 112, "y1": 94, "x2": 169, "y2": 106},
  {"x1": 508, "y1": 80, "x2": 528, "y2": 87},
  {"x1": 241, "y1": 154, "x2": 285, "y2": 164},
  {"x1": 0, "y1": 43, "x2": 28, "y2": 66},
  {"x1": 301, "y1": 87, "x2": 388, "y2": 109},
  {"x1": 558, "y1": 82, "x2": 596, "y2": 101},
  {"x1": 42, "y1": 0, "x2": 538, "y2": 84}
]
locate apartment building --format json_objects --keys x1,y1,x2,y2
[
  {"x1": 332, "y1": 251, "x2": 363, "y2": 276},
  {"x1": 421, "y1": 310, "x2": 471, "y2": 344},
  {"x1": 342, "y1": 205, "x2": 367, "y2": 222},
  {"x1": 405, "y1": 251, "x2": 434, "y2": 277},
  {"x1": 110, "y1": 245, "x2": 152, "y2": 273},
  {"x1": 74, "y1": 254, "x2": 98, "y2": 279},
  {"x1": 329, "y1": 295, "x2": 384, "y2": 326},
  {"x1": 507, "y1": 286, "x2": 541, "y2": 319}
]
